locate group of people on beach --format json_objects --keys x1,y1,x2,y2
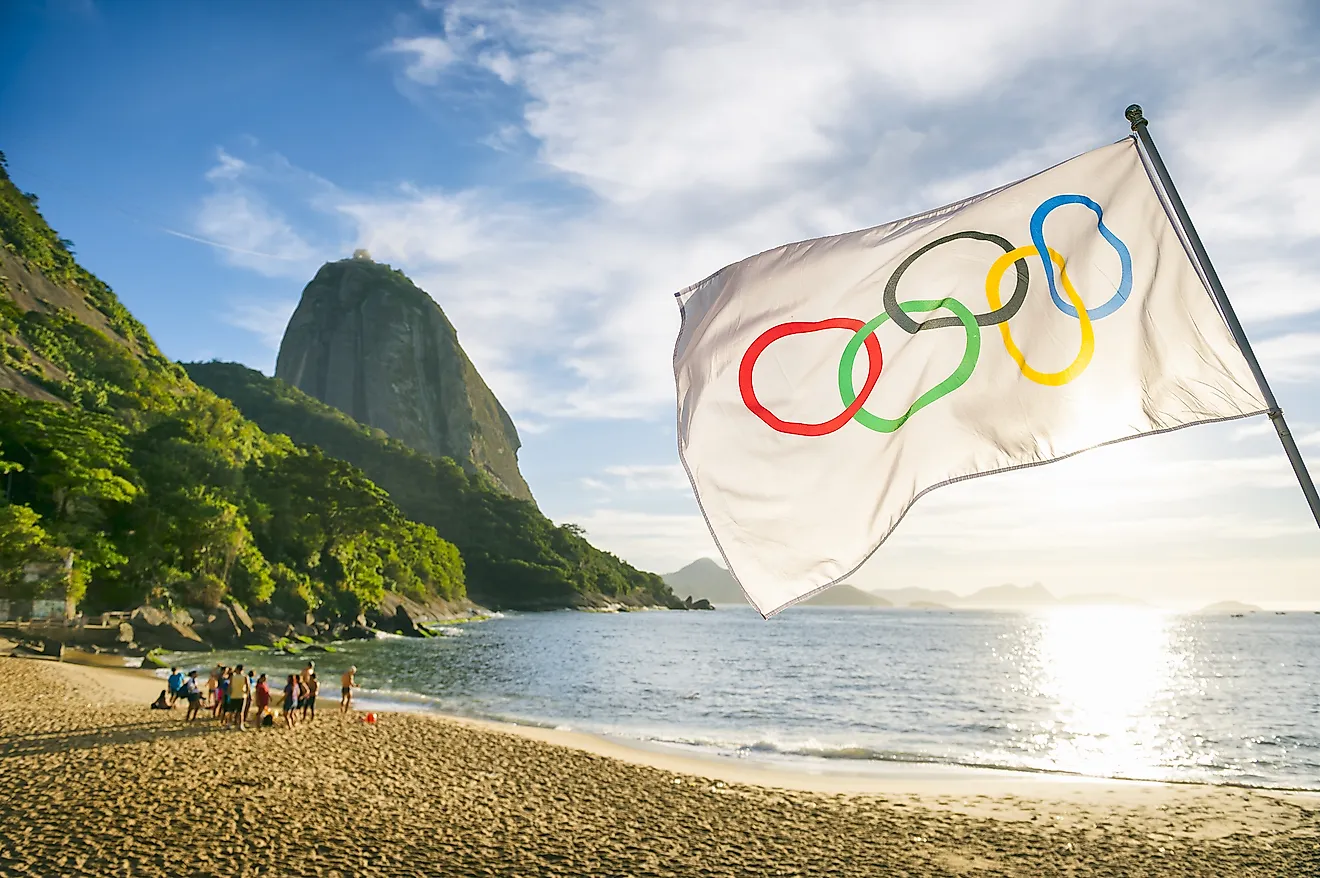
[{"x1": 151, "y1": 660, "x2": 358, "y2": 730}]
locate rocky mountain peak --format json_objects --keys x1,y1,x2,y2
[{"x1": 274, "y1": 258, "x2": 533, "y2": 501}]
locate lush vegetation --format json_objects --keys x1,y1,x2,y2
[
  {"x1": 185, "y1": 362, "x2": 679, "y2": 610},
  {"x1": 0, "y1": 152, "x2": 157, "y2": 353},
  {"x1": 0, "y1": 153, "x2": 464, "y2": 616}
]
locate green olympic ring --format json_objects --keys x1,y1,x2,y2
[{"x1": 837, "y1": 298, "x2": 981, "y2": 433}]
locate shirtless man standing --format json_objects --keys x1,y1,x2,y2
[{"x1": 340, "y1": 666, "x2": 357, "y2": 715}]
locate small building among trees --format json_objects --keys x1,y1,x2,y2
[{"x1": 0, "y1": 552, "x2": 76, "y2": 621}]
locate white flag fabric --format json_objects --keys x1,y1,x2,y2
[{"x1": 673, "y1": 137, "x2": 1267, "y2": 617}]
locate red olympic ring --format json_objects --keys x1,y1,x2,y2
[{"x1": 738, "y1": 318, "x2": 883, "y2": 437}]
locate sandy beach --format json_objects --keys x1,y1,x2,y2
[{"x1": 1, "y1": 656, "x2": 1317, "y2": 877}]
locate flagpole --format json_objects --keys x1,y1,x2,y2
[{"x1": 1124, "y1": 104, "x2": 1320, "y2": 528}]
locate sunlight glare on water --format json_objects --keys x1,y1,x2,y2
[{"x1": 1021, "y1": 607, "x2": 1186, "y2": 779}]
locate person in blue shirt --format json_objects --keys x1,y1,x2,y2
[{"x1": 166, "y1": 667, "x2": 185, "y2": 706}]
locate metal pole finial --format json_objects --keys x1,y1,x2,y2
[{"x1": 1124, "y1": 104, "x2": 1147, "y2": 130}]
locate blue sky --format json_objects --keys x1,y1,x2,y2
[{"x1": 3, "y1": 0, "x2": 1319, "y2": 606}]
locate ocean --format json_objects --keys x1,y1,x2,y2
[{"x1": 193, "y1": 606, "x2": 1320, "y2": 790}]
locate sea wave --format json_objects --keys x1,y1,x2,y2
[
  {"x1": 342, "y1": 682, "x2": 1316, "y2": 790},
  {"x1": 604, "y1": 731, "x2": 1307, "y2": 789}
]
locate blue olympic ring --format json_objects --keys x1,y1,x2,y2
[{"x1": 1029, "y1": 194, "x2": 1133, "y2": 321}]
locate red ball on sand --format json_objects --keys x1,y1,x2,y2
[{"x1": 363, "y1": 712, "x2": 377, "y2": 724}]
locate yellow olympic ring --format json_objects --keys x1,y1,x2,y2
[{"x1": 985, "y1": 246, "x2": 1094, "y2": 386}]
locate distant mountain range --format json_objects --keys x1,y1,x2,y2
[
  {"x1": 662, "y1": 559, "x2": 1148, "y2": 609},
  {"x1": 872, "y1": 582, "x2": 1147, "y2": 608},
  {"x1": 663, "y1": 559, "x2": 889, "y2": 607}
]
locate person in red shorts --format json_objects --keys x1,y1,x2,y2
[{"x1": 253, "y1": 673, "x2": 270, "y2": 726}]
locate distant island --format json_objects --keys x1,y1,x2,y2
[{"x1": 1197, "y1": 601, "x2": 1263, "y2": 614}]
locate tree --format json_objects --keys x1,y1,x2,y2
[
  {"x1": 0, "y1": 503, "x2": 63, "y2": 599},
  {"x1": 0, "y1": 395, "x2": 136, "y2": 578}
]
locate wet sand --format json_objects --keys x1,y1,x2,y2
[{"x1": 1, "y1": 656, "x2": 1317, "y2": 877}]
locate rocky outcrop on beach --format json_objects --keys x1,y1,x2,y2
[
  {"x1": 2, "y1": 594, "x2": 490, "y2": 660},
  {"x1": 275, "y1": 255, "x2": 533, "y2": 501},
  {"x1": 128, "y1": 606, "x2": 208, "y2": 651}
]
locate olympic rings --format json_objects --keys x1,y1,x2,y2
[
  {"x1": 837, "y1": 298, "x2": 981, "y2": 433},
  {"x1": 739, "y1": 318, "x2": 883, "y2": 436},
  {"x1": 738, "y1": 193, "x2": 1132, "y2": 436},
  {"x1": 986, "y1": 246, "x2": 1094, "y2": 386}
]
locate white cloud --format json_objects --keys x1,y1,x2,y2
[
  {"x1": 580, "y1": 465, "x2": 690, "y2": 496},
  {"x1": 1168, "y1": 87, "x2": 1320, "y2": 249},
  {"x1": 479, "y1": 123, "x2": 523, "y2": 152},
  {"x1": 195, "y1": 189, "x2": 322, "y2": 279},
  {"x1": 875, "y1": 448, "x2": 1310, "y2": 561},
  {"x1": 384, "y1": 36, "x2": 457, "y2": 85},
  {"x1": 222, "y1": 298, "x2": 299, "y2": 351},
  {"x1": 516, "y1": 417, "x2": 550, "y2": 435},
  {"x1": 443, "y1": 0, "x2": 1277, "y2": 204},
  {"x1": 477, "y1": 51, "x2": 517, "y2": 85},
  {"x1": 205, "y1": 148, "x2": 249, "y2": 181},
  {"x1": 334, "y1": 185, "x2": 495, "y2": 267},
  {"x1": 1255, "y1": 332, "x2": 1320, "y2": 382},
  {"x1": 1222, "y1": 262, "x2": 1320, "y2": 324},
  {"x1": 1161, "y1": 86, "x2": 1320, "y2": 332},
  {"x1": 564, "y1": 508, "x2": 716, "y2": 573},
  {"x1": 601, "y1": 464, "x2": 690, "y2": 492},
  {"x1": 1231, "y1": 419, "x2": 1275, "y2": 441}
]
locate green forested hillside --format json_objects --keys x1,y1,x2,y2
[
  {"x1": 0, "y1": 151, "x2": 676, "y2": 616},
  {"x1": 185, "y1": 361, "x2": 680, "y2": 610},
  {"x1": 0, "y1": 152, "x2": 463, "y2": 616}
]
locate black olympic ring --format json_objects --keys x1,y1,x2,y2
[{"x1": 881, "y1": 231, "x2": 1030, "y2": 333}]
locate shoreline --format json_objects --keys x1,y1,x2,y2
[
  {"x1": 388, "y1": 700, "x2": 1320, "y2": 802},
  {"x1": 301, "y1": 673, "x2": 1320, "y2": 800},
  {"x1": 32, "y1": 654, "x2": 1320, "y2": 808},
  {"x1": 5, "y1": 654, "x2": 1319, "y2": 875}
]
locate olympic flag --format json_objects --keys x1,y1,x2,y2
[{"x1": 673, "y1": 136, "x2": 1270, "y2": 617}]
